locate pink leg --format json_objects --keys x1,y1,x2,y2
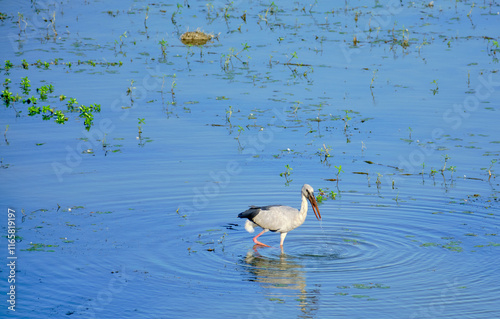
[
  {"x1": 279, "y1": 232, "x2": 288, "y2": 247},
  {"x1": 252, "y1": 229, "x2": 270, "y2": 247}
]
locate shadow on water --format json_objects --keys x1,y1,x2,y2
[{"x1": 240, "y1": 247, "x2": 321, "y2": 317}]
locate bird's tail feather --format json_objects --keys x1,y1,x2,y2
[{"x1": 244, "y1": 220, "x2": 255, "y2": 233}]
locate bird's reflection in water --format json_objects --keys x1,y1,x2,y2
[{"x1": 242, "y1": 247, "x2": 320, "y2": 317}]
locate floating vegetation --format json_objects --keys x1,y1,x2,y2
[
  {"x1": 419, "y1": 239, "x2": 464, "y2": 252},
  {"x1": 22, "y1": 243, "x2": 59, "y2": 252},
  {"x1": 334, "y1": 282, "x2": 389, "y2": 300},
  {"x1": 2, "y1": 77, "x2": 101, "y2": 130},
  {"x1": 180, "y1": 30, "x2": 216, "y2": 46},
  {"x1": 343, "y1": 238, "x2": 362, "y2": 245},
  {"x1": 2, "y1": 59, "x2": 122, "y2": 71},
  {"x1": 353, "y1": 283, "x2": 390, "y2": 289},
  {"x1": 315, "y1": 188, "x2": 337, "y2": 203},
  {"x1": 351, "y1": 295, "x2": 373, "y2": 299}
]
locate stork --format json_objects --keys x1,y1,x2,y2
[{"x1": 238, "y1": 184, "x2": 321, "y2": 248}]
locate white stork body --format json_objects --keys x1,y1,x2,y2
[{"x1": 238, "y1": 184, "x2": 321, "y2": 247}]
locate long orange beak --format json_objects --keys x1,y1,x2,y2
[{"x1": 308, "y1": 194, "x2": 321, "y2": 220}]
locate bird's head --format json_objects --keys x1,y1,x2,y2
[{"x1": 302, "y1": 184, "x2": 321, "y2": 221}]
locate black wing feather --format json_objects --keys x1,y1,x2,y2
[{"x1": 238, "y1": 205, "x2": 281, "y2": 221}]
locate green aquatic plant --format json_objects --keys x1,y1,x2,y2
[
  {"x1": 221, "y1": 43, "x2": 250, "y2": 71},
  {"x1": 127, "y1": 79, "x2": 135, "y2": 104},
  {"x1": 400, "y1": 26, "x2": 409, "y2": 49},
  {"x1": 225, "y1": 105, "x2": 233, "y2": 123},
  {"x1": 441, "y1": 154, "x2": 450, "y2": 174},
  {"x1": 487, "y1": 39, "x2": 499, "y2": 59},
  {"x1": 37, "y1": 84, "x2": 54, "y2": 101},
  {"x1": 236, "y1": 125, "x2": 244, "y2": 139},
  {"x1": 119, "y1": 31, "x2": 127, "y2": 48},
  {"x1": 23, "y1": 95, "x2": 37, "y2": 105},
  {"x1": 159, "y1": 39, "x2": 168, "y2": 59},
  {"x1": 171, "y1": 74, "x2": 177, "y2": 104},
  {"x1": 79, "y1": 104, "x2": 101, "y2": 131},
  {"x1": 489, "y1": 159, "x2": 497, "y2": 180},
  {"x1": 335, "y1": 164, "x2": 344, "y2": 187},
  {"x1": 448, "y1": 166, "x2": 456, "y2": 180},
  {"x1": 291, "y1": 100, "x2": 302, "y2": 116},
  {"x1": 370, "y1": 69, "x2": 378, "y2": 89},
  {"x1": 223, "y1": 1, "x2": 234, "y2": 21},
  {"x1": 342, "y1": 110, "x2": 352, "y2": 132},
  {"x1": 4, "y1": 78, "x2": 100, "y2": 129},
  {"x1": 376, "y1": 172, "x2": 382, "y2": 188},
  {"x1": 28, "y1": 105, "x2": 41, "y2": 116},
  {"x1": 429, "y1": 168, "x2": 438, "y2": 181},
  {"x1": 137, "y1": 118, "x2": 145, "y2": 138},
  {"x1": 54, "y1": 110, "x2": 67, "y2": 124},
  {"x1": 287, "y1": 51, "x2": 298, "y2": 64},
  {"x1": 28, "y1": 105, "x2": 68, "y2": 124},
  {"x1": 23, "y1": 243, "x2": 59, "y2": 252},
  {"x1": 280, "y1": 164, "x2": 293, "y2": 185},
  {"x1": 316, "y1": 188, "x2": 326, "y2": 203},
  {"x1": 431, "y1": 79, "x2": 439, "y2": 95},
  {"x1": 467, "y1": 2, "x2": 475, "y2": 17},
  {"x1": 315, "y1": 188, "x2": 337, "y2": 203},
  {"x1": 20, "y1": 77, "x2": 30, "y2": 95},
  {"x1": 4, "y1": 60, "x2": 13, "y2": 72},
  {"x1": 330, "y1": 190, "x2": 337, "y2": 200},
  {"x1": 205, "y1": 2, "x2": 215, "y2": 19},
  {"x1": 317, "y1": 188, "x2": 337, "y2": 202},
  {"x1": 1, "y1": 89, "x2": 14, "y2": 106},
  {"x1": 171, "y1": 3, "x2": 183, "y2": 25},
  {"x1": 42, "y1": 107, "x2": 54, "y2": 120},
  {"x1": 47, "y1": 11, "x2": 57, "y2": 38},
  {"x1": 67, "y1": 98, "x2": 78, "y2": 111},
  {"x1": 258, "y1": 2, "x2": 278, "y2": 24},
  {"x1": 318, "y1": 144, "x2": 332, "y2": 161},
  {"x1": 144, "y1": 5, "x2": 149, "y2": 29},
  {"x1": 17, "y1": 12, "x2": 27, "y2": 32}
]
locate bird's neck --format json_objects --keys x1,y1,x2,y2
[{"x1": 299, "y1": 194, "x2": 308, "y2": 217}]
